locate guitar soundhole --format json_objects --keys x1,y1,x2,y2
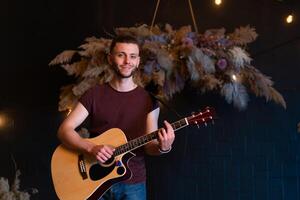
[
  {"x1": 117, "y1": 166, "x2": 125, "y2": 175},
  {"x1": 89, "y1": 163, "x2": 115, "y2": 181}
]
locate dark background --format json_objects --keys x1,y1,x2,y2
[{"x1": 1, "y1": 0, "x2": 300, "y2": 199}]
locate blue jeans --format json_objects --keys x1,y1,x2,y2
[{"x1": 99, "y1": 182, "x2": 146, "y2": 200}]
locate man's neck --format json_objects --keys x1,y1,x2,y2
[{"x1": 109, "y1": 77, "x2": 137, "y2": 92}]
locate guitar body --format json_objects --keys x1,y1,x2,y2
[
  {"x1": 51, "y1": 107, "x2": 215, "y2": 200},
  {"x1": 51, "y1": 128, "x2": 135, "y2": 200}
]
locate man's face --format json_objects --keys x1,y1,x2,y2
[{"x1": 108, "y1": 43, "x2": 140, "y2": 78}]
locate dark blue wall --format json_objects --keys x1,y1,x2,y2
[
  {"x1": 147, "y1": 89, "x2": 300, "y2": 200},
  {"x1": 1, "y1": 0, "x2": 300, "y2": 199}
]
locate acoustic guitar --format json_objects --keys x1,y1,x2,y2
[{"x1": 51, "y1": 107, "x2": 215, "y2": 200}]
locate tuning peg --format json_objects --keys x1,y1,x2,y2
[
  {"x1": 194, "y1": 120, "x2": 200, "y2": 128},
  {"x1": 202, "y1": 118, "x2": 207, "y2": 126},
  {"x1": 197, "y1": 110, "x2": 203, "y2": 114},
  {"x1": 211, "y1": 116, "x2": 215, "y2": 125}
]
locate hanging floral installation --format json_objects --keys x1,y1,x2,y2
[{"x1": 49, "y1": 24, "x2": 286, "y2": 112}]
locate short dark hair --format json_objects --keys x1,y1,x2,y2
[{"x1": 109, "y1": 35, "x2": 140, "y2": 53}]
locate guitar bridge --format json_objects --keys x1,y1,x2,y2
[{"x1": 78, "y1": 154, "x2": 88, "y2": 180}]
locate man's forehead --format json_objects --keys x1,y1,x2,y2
[
  {"x1": 114, "y1": 42, "x2": 139, "y2": 49},
  {"x1": 112, "y1": 43, "x2": 139, "y2": 54}
]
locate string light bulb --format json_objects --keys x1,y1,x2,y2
[
  {"x1": 67, "y1": 109, "x2": 72, "y2": 116},
  {"x1": 232, "y1": 74, "x2": 237, "y2": 82},
  {"x1": 286, "y1": 14, "x2": 293, "y2": 24},
  {"x1": 0, "y1": 114, "x2": 6, "y2": 128},
  {"x1": 215, "y1": 0, "x2": 222, "y2": 6}
]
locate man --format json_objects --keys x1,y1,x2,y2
[{"x1": 57, "y1": 35, "x2": 175, "y2": 200}]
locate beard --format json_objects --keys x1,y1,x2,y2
[{"x1": 111, "y1": 63, "x2": 138, "y2": 78}]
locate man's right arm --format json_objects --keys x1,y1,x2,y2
[
  {"x1": 57, "y1": 102, "x2": 115, "y2": 162},
  {"x1": 57, "y1": 102, "x2": 95, "y2": 154}
]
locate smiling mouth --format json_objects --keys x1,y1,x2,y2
[
  {"x1": 112, "y1": 63, "x2": 137, "y2": 78},
  {"x1": 120, "y1": 65, "x2": 133, "y2": 69}
]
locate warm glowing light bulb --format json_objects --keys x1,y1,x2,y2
[
  {"x1": 286, "y1": 14, "x2": 293, "y2": 23},
  {"x1": 0, "y1": 115, "x2": 6, "y2": 127},
  {"x1": 67, "y1": 109, "x2": 72, "y2": 116},
  {"x1": 215, "y1": 0, "x2": 222, "y2": 5},
  {"x1": 232, "y1": 74, "x2": 237, "y2": 81}
]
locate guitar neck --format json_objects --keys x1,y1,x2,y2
[{"x1": 114, "y1": 118, "x2": 189, "y2": 156}]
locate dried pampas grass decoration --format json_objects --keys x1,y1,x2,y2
[
  {"x1": 221, "y1": 83, "x2": 249, "y2": 110},
  {"x1": 229, "y1": 25, "x2": 258, "y2": 45},
  {"x1": 50, "y1": 24, "x2": 285, "y2": 111},
  {"x1": 0, "y1": 156, "x2": 38, "y2": 200},
  {"x1": 229, "y1": 47, "x2": 252, "y2": 70},
  {"x1": 0, "y1": 170, "x2": 38, "y2": 200}
]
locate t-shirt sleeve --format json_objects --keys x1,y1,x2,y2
[
  {"x1": 78, "y1": 87, "x2": 94, "y2": 114},
  {"x1": 149, "y1": 94, "x2": 159, "y2": 112}
]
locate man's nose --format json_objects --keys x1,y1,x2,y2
[{"x1": 124, "y1": 56, "x2": 131, "y2": 64}]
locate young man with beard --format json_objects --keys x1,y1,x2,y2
[{"x1": 57, "y1": 35, "x2": 175, "y2": 200}]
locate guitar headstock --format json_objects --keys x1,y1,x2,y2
[{"x1": 187, "y1": 107, "x2": 216, "y2": 126}]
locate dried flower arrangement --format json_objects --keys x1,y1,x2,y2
[
  {"x1": 0, "y1": 170, "x2": 38, "y2": 200},
  {"x1": 49, "y1": 24, "x2": 286, "y2": 111}
]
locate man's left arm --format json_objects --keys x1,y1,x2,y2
[{"x1": 144, "y1": 107, "x2": 175, "y2": 155}]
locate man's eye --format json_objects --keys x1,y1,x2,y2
[{"x1": 117, "y1": 54, "x2": 125, "y2": 57}]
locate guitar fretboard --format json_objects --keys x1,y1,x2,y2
[{"x1": 114, "y1": 118, "x2": 188, "y2": 156}]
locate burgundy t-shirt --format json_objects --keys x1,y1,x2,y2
[{"x1": 79, "y1": 83, "x2": 158, "y2": 183}]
